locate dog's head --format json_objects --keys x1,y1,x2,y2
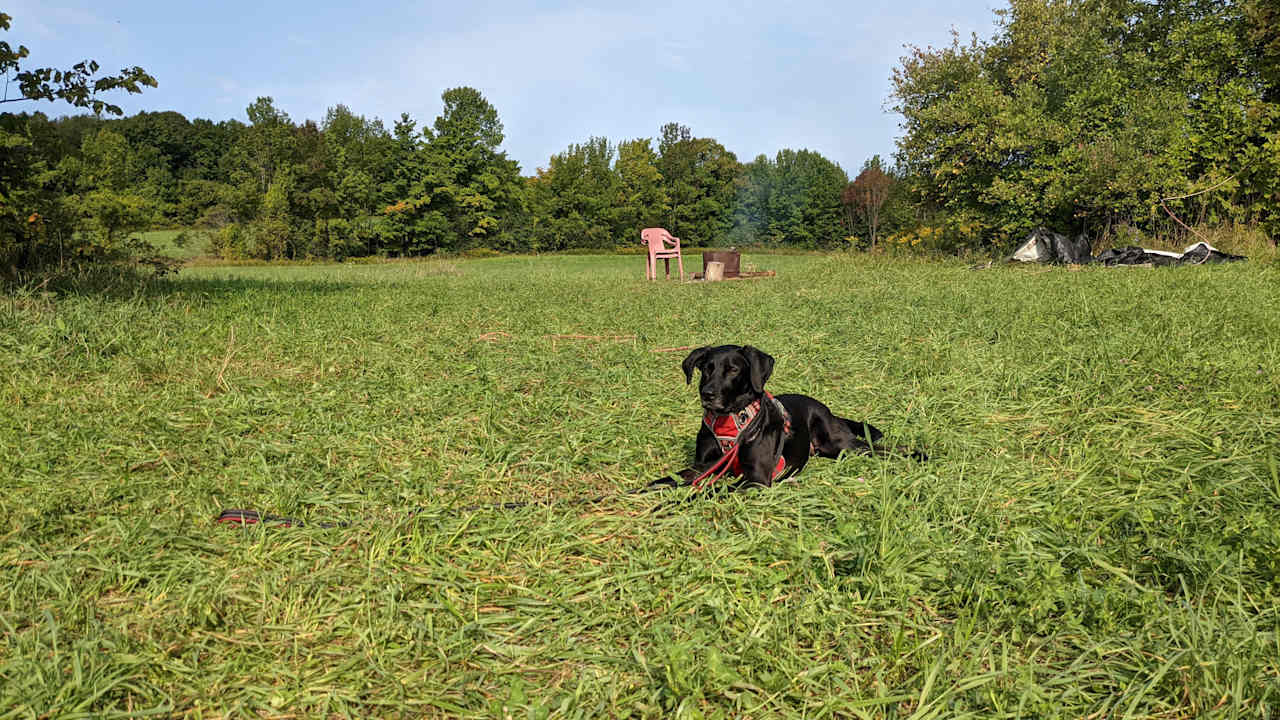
[{"x1": 681, "y1": 345, "x2": 775, "y2": 414}]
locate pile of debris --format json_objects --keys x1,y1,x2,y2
[{"x1": 1010, "y1": 228, "x2": 1247, "y2": 266}]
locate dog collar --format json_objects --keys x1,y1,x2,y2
[{"x1": 705, "y1": 397, "x2": 763, "y2": 453}]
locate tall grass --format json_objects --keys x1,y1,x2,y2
[
  {"x1": 1, "y1": 253, "x2": 1277, "y2": 718},
  {"x1": 1093, "y1": 223, "x2": 1277, "y2": 262}
]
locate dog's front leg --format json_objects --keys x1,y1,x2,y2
[
  {"x1": 643, "y1": 425, "x2": 723, "y2": 491},
  {"x1": 644, "y1": 466, "x2": 702, "y2": 490},
  {"x1": 725, "y1": 445, "x2": 778, "y2": 492}
]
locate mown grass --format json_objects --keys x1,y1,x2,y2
[
  {"x1": 1, "y1": 253, "x2": 1278, "y2": 718},
  {"x1": 135, "y1": 230, "x2": 206, "y2": 261}
]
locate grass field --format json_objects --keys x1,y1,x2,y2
[
  {"x1": 2, "y1": 253, "x2": 1278, "y2": 718},
  {"x1": 135, "y1": 230, "x2": 208, "y2": 262}
]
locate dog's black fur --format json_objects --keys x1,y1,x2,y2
[{"x1": 653, "y1": 345, "x2": 918, "y2": 492}]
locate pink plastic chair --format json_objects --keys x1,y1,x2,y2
[{"x1": 640, "y1": 227, "x2": 684, "y2": 281}]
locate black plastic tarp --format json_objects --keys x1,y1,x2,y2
[
  {"x1": 1010, "y1": 228, "x2": 1246, "y2": 266},
  {"x1": 1094, "y1": 243, "x2": 1246, "y2": 266}
]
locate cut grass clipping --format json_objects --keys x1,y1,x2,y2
[{"x1": 2, "y1": 254, "x2": 1278, "y2": 718}]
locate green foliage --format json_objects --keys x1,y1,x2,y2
[
  {"x1": 729, "y1": 155, "x2": 771, "y2": 246},
  {"x1": 772, "y1": 149, "x2": 849, "y2": 248},
  {"x1": 526, "y1": 136, "x2": 621, "y2": 250},
  {"x1": 75, "y1": 190, "x2": 152, "y2": 252},
  {"x1": 0, "y1": 119, "x2": 48, "y2": 268},
  {"x1": 191, "y1": 97, "x2": 405, "y2": 261},
  {"x1": 519, "y1": 130, "x2": 850, "y2": 253},
  {"x1": 731, "y1": 149, "x2": 850, "y2": 248},
  {"x1": 1, "y1": 125, "x2": 159, "y2": 273},
  {"x1": 656, "y1": 123, "x2": 741, "y2": 245},
  {"x1": 0, "y1": 12, "x2": 159, "y2": 274},
  {"x1": 615, "y1": 138, "x2": 669, "y2": 236},
  {"x1": 308, "y1": 105, "x2": 393, "y2": 258},
  {"x1": 386, "y1": 87, "x2": 523, "y2": 255},
  {"x1": 1243, "y1": 0, "x2": 1280, "y2": 99},
  {"x1": 892, "y1": 0, "x2": 1279, "y2": 250}
]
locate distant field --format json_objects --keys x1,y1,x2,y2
[
  {"x1": 136, "y1": 228, "x2": 208, "y2": 260},
  {"x1": 2, "y1": 254, "x2": 1278, "y2": 717}
]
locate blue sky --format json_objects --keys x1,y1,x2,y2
[{"x1": 5, "y1": 1, "x2": 999, "y2": 175}]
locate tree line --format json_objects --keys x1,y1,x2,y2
[{"x1": 2, "y1": 85, "x2": 899, "y2": 268}]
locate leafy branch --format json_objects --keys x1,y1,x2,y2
[{"x1": 0, "y1": 12, "x2": 156, "y2": 116}]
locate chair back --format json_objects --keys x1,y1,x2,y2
[{"x1": 641, "y1": 227, "x2": 680, "y2": 255}]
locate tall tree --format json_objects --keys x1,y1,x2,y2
[
  {"x1": 381, "y1": 113, "x2": 422, "y2": 255},
  {"x1": 615, "y1": 138, "x2": 669, "y2": 238},
  {"x1": 231, "y1": 96, "x2": 297, "y2": 205},
  {"x1": 389, "y1": 87, "x2": 522, "y2": 253},
  {"x1": 729, "y1": 154, "x2": 773, "y2": 245},
  {"x1": 1243, "y1": 0, "x2": 1280, "y2": 102},
  {"x1": 726, "y1": 149, "x2": 848, "y2": 247},
  {"x1": 843, "y1": 155, "x2": 895, "y2": 247},
  {"x1": 656, "y1": 122, "x2": 740, "y2": 244},
  {"x1": 206, "y1": 97, "x2": 305, "y2": 259},
  {"x1": 61, "y1": 129, "x2": 153, "y2": 254},
  {"x1": 321, "y1": 104, "x2": 393, "y2": 255},
  {"x1": 766, "y1": 149, "x2": 849, "y2": 247},
  {"x1": 527, "y1": 136, "x2": 619, "y2": 250}
]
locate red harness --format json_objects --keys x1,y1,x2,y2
[{"x1": 693, "y1": 393, "x2": 792, "y2": 490}]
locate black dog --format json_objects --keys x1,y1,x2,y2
[{"x1": 652, "y1": 345, "x2": 919, "y2": 492}]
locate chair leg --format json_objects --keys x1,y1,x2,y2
[
  {"x1": 664, "y1": 258, "x2": 670, "y2": 279},
  {"x1": 677, "y1": 254, "x2": 683, "y2": 281},
  {"x1": 646, "y1": 254, "x2": 654, "y2": 280}
]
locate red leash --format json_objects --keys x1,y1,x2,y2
[
  {"x1": 216, "y1": 508, "x2": 346, "y2": 528},
  {"x1": 690, "y1": 443, "x2": 741, "y2": 490}
]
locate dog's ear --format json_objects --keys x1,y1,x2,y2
[
  {"x1": 740, "y1": 346, "x2": 774, "y2": 394},
  {"x1": 681, "y1": 346, "x2": 711, "y2": 384}
]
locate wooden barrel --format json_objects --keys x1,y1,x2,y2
[{"x1": 701, "y1": 250, "x2": 740, "y2": 278}]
